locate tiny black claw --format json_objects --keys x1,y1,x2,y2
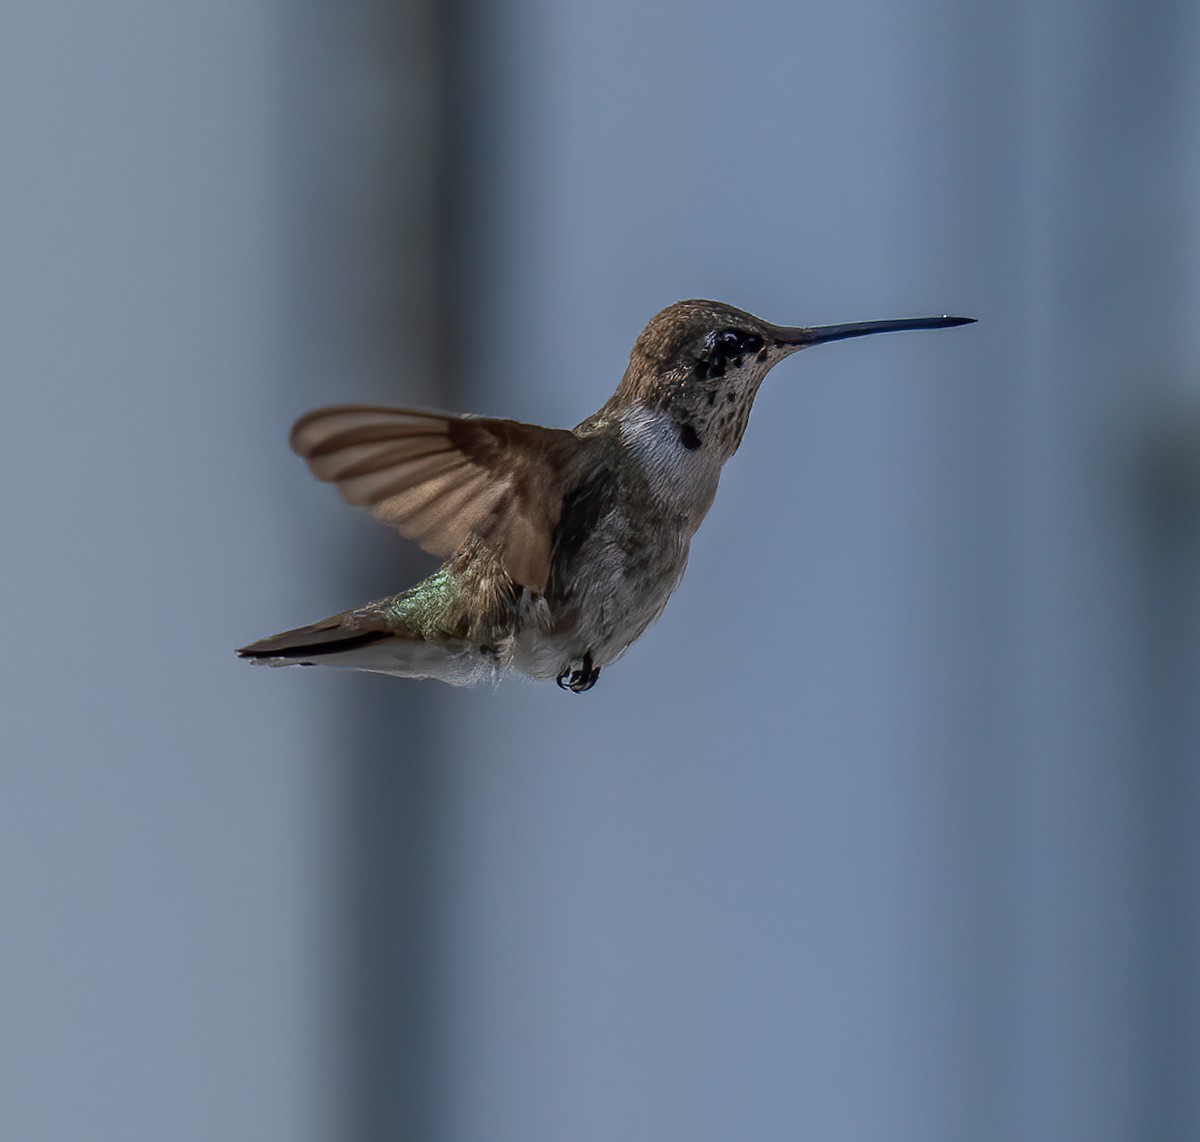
[{"x1": 557, "y1": 652, "x2": 600, "y2": 693}]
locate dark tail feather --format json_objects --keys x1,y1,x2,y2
[
  {"x1": 236, "y1": 607, "x2": 395, "y2": 663},
  {"x1": 237, "y1": 603, "x2": 492, "y2": 685}
]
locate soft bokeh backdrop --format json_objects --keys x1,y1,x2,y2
[{"x1": 4, "y1": 0, "x2": 1199, "y2": 1139}]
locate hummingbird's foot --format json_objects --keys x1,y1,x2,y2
[{"x1": 557, "y1": 652, "x2": 599, "y2": 693}]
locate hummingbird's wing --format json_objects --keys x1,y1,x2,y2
[{"x1": 289, "y1": 405, "x2": 582, "y2": 593}]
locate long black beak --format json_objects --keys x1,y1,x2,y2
[{"x1": 774, "y1": 315, "x2": 976, "y2": 349}]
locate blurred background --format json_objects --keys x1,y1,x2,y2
[{"x1": 3, "y1": 0, "x2": 1199, "y2": 1138}]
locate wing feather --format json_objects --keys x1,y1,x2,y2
[{"x1": 289, "y1": 405, "x2": 583, "y2": 592}]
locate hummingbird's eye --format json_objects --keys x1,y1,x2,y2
[
  {"x1": 695, "y1": 328, "x2": 765, "y2": 380},
  {"x1": 719, "y1": 329, "x2": 765, "y2": 356}
]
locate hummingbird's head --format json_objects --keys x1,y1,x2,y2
[
  {"x1": 609, "y1": 299, "x2": 974, "y2": 458},
  {"x1": 612, "y1": 301, "x2": 791, "y2": 453},
  {"x1": 620, "y1": 300, "x2": 779, "y2": 401}
]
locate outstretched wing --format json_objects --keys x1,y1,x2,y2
[{"x1": 289, "y1": 405, "x2": 583, "y2": 593}]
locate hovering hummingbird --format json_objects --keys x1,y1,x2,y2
[{"x1": 238, "y1": 300, "x2": 973, "y2": 692}]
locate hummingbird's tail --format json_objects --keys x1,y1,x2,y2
[
  {"x1": 236, "y1": 606, "x2": 394, "y2": 661},
  {"x1": 236, "y1": 603, "x2": 497, "y2": 686}
]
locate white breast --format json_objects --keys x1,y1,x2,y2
[{"x1": 618, "y1": 406, "x2": 723, "y2": 528}]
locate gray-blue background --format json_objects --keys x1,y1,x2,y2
[{"x1": 4, "y1": 0, "x2": 1199, "y2": 1138}]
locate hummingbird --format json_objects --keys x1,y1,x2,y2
[{"x1": 237, "y1": 300, "x2": 973, "y2": 692}]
